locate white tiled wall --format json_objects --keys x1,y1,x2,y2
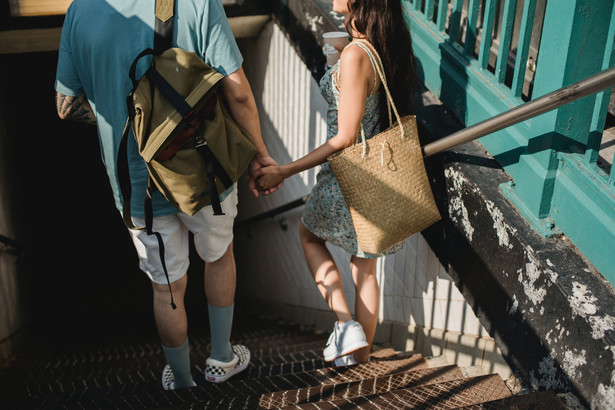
[{"x1": 234, "y1": 22, "x2": 511, "y2": 379}]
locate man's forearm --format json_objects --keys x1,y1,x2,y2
[
  {"x1": 56, "y1": 92, "x2": 97, "y2": 124},
  {"x1": 220, "y1": 68, "x2": 268, "y2": 157}
]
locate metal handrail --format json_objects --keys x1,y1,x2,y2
[
  {"x1": 236, "y1": 68, "x2": 615, "y2": 231},
  {"x1": 422, "y1": 66, "x2": 615, "y2": 157},
  {"x1": 234, "y1": 196, "x2": 307, "y2": 230}
]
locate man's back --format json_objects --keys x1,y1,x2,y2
[{"x1": 55, "y1": 0, "x2": 243, "y2": 217}]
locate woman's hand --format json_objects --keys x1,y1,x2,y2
[
  {"x1": 248, "y1": 155, "x2": 283, "y2": 196},
  {"x1": 254, "y1": 165, "x2": 288, "y2": 192}
]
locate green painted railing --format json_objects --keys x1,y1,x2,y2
[{"x1": 405, "y1": 0, "x2": 615, "y2": 281}]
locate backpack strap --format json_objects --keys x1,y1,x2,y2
[
  {"x1": 154, "y1": 0, "x2": 174, "y2": 54},
  {"x1": 118, "y1": 117, "x2": 140, "y2": 230},
  {"x1": 144, "y1": 180, "x2": 177, "y2": 310},
  {"x1": 116, "y1": 0, "x2": 179, "y2": 310},
  {"x1": 118, "y1": 0, "x2": 231, "y2": 310}
]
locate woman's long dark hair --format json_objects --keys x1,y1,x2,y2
[{"x1": 345, "y1": 0, "x2": 416, "y2": 128}]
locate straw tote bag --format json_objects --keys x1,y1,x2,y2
[{"x1": 327, "y1": 39, "x2": 441, "y2": 254}]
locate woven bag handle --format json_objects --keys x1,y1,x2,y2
[
  {"x1": 334, "y1": 39, "x2": 406, "y2": 157},
  {"x1": 353, "y1": 39, "x2": 405, "y2": 138}
]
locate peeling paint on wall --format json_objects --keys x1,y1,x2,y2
[
  {"x1": 518, "y1": 249, "x2": 547, "y2": 306},
  {"x1": 589, "y1": 316, "x2": 615, "y2": 340},
  {"x1": 544, "y1": 259, "x2": 559, "y2": 282},
  {"x1": 446, "y1": 168, "x2": 475, "y2": 241},
  {"x1": 562, "y1": 349, "x2": 586, "y2": 379},
  {"x1": 304, "y1": 12, "x2": 323, "y2": 32},
  {"x1": 591, "y1": 346, "x2": 615, "y2": 410},
  {"x1": 545, "y1": 320, "x2": 567, "y2": 346},
  {"x1": 569, "y1": 282, "x2": 615, "y2": 339},
  {"x1": 530, "y1": 355, "x2": 568, "y2": 391},
  {"x1": 485, "y1": 199, "x2": 517, "y2": 249},
  {"x1": 508, "y1": 294, "x2": 519, "y2": 315},
  {"x1": 326, "y1": 10, "x2": 344, "y2": 26}
]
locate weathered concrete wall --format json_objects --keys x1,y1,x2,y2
[{"x1": 415, "y1": 83, "x2": 615, "y2": 409}]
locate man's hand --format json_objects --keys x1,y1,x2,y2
[
  {"x1": 253, "y1": 164, "x2": 287, "y2": 193},
  {"x1": 248, "y1": 155, "x2": 283, "y2": 196}
]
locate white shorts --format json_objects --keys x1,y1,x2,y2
[{"x1": 127, "y1": 187, "x2": 238, "y2": 284}]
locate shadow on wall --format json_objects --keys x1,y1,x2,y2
[
  {"x1": 234, "y1": 21, "x2": 328, "y2": 220},
  {"x1": 233, "y1": 21, "x2": 331, "y2": 313},
  {"x1": 413, "y1": 32, "x2": 580, "y2": 396}
]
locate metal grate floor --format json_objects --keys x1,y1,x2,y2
[{"x1": 0, "y1": 311, "x2": 569, "y2": 409}]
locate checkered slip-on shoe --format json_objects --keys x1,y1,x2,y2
[
  {"x1": 161, "y1": 365, "x2": 196, "y2": 390},
  {"x1": 204, "y1": 345, "x2": 251, "y2": 383},
  {"x1": 162, "y1": 364, "x2": 175, "y2": 390}
]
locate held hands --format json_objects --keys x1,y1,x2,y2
[
  {"x1": 253, "y1": 164, "x2": 287, "y2": 193},
  {"x1": 248, "y1": 155, "x2": 284, "y2": 196}
]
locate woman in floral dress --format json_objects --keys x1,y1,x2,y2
[{"x1": 255, "y1": 0, "x2": 417, "y2": 365}]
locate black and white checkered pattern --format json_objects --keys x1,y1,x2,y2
[
  {"x1": 205, "y1": 344, "x2": 250, "y2": 383},
  {"x1": 161, "y1": 364, "x2": 175, "y2": 390},
  {"x1": 233, "y1": 345, "x2": 250, "y2": 365},
  {"x1": 205, "y1": 363, "x2": 226, "y2": 376}
]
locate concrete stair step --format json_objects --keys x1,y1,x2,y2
[
  {"x1": 279, "y1": 373, "x2": 512, "y2": 409},
  {"x1": 180, "y1": 350, "x2": 426, "y2": 409},
  {"x1": 257, "y1": 364, "x2": 465, "y2": 409},
  {"x1": 0, "y1": 313, "x2": 572, "y2": 409},
  {"x1": 250, "y1": 339, "x2": 329, "y2": 361},
  {"x1": 9, "y1": 351, "x2": 425, "y2": 409},
  {"x1": 454, "y1": 389, "x2": 568, "y2": 409}
]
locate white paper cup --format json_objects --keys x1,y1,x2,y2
[{"x1": 322, "y1": 31, "x2": 350, "y2": 66}]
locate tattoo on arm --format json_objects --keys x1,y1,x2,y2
[{"x1": 56, "y1": 92, "x2": 97, "y2": 124}]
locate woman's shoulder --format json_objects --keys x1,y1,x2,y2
[
  {"x1": 339, "y1": 42, "x2": 375, "y2": 78},
  {"x1": 340, "y1": 42, "x2": 372, "y2": 64}
]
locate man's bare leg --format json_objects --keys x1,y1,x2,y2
[
  {"x1": 153, "y1": 275, "x2": 194, "y2": 388},
  {"x1": 153, "y1": 275, "x2": 188, "y2": 347},
  {"x1": 205, "y1": 243, "x2": 236, "y2": 307},
  {"x1": 205, "y1": 243, "x2": 236, "y2": 362}
]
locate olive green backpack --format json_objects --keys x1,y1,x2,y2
[{"x1": 118, "y1": 0, "x2": 256, "y2": 307}]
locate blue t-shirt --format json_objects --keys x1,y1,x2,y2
[{"x1": 55, "y1": 0, "x2": 243, "y2": 217}]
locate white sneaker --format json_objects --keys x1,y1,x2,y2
[
  {"x1": 334, "y1": 353, "x2": 358, "y2": 367},
  {"x1": 322, "y1": 320, "x2": 368, "y2": 361},
  {"x1": 161, "y1": 365, "x2": 196, "y2": 390},
  {"x1": 205, "y1": 344, "x2": 250, "y2": 383}
]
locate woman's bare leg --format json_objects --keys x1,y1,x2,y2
[
  {"x1": 300, "y1": 223, "x2": 352, "y2": 323},
  {"x1": 350, "y1": 255, "x2": 379, "y2": 363}
]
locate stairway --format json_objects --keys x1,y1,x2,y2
[{"x1": 0, "y1": 312, "x2": 571, "y2": 409}]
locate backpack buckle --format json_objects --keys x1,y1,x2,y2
[{"x1": 195, "y1": 135, "x2": 207, "y2": 148}]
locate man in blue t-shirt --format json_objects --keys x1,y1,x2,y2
[{"x1": 55, "y1": 0, "x2": 280, "y2": 389}]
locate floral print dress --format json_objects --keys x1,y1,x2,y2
[{"x1": 301, "y1": 41, "x2": 404, "y2": 258}]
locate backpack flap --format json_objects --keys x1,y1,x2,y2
[
  {"x1": 204, "y1": 98, "x2": 257, "y2": 185},
  {"x1": 143, "y1": 87, "x2": 257, "y2": 216},
  {"x1": 133, "y1": 47, "x2": 224, "y2": 162},
  {"x1": 129, "y1": 47, "x2": 257, "y2": 216}
]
